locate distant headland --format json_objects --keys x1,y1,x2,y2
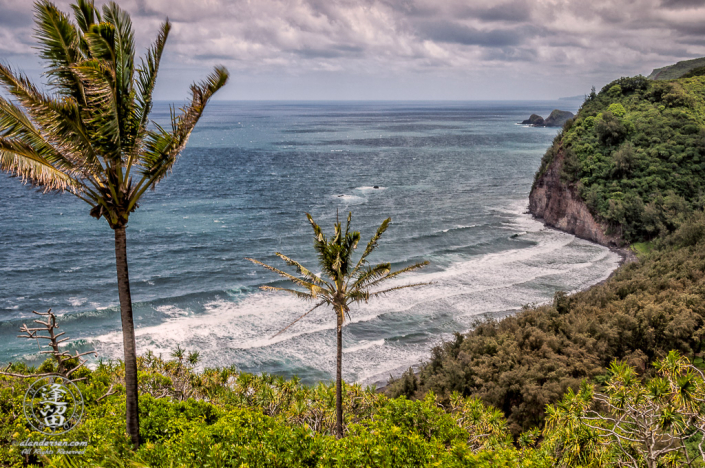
[{"x1": 520, "y1": 109, "x2": 575, "y2": 127}]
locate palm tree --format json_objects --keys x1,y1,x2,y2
[
  {"x1": 247, "y1": 212, "x2": 429, "y2": 438},
  {"x1": 0, "y1": 0, "x2": 228, "y2": 448}
]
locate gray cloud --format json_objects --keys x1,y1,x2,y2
[
  {"x1": 482, "y1": 47, "x2": 539, "y2": 62},
  {"x1": 467, "y1": 1, "x2": 533, "y2": 22},
  {"x1": 660, "y1": 0, "x2": 705, "y2": 9},
  {"x1": 0, "y1": 0, "x2": 704, "y2": 99},
  {"x1": 414, "y1": 21, "x2": 526, "y2": 47}
]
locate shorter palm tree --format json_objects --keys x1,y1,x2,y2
[{"x1": 247, "y1": 212, "x2": 429, "y2": 439}]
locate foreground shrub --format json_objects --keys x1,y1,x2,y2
[
  {"x1": 545, "y1": 351, "x2": 705, "y2": 468},
  {"x1": 0, "y1": 352, "x2": 545, "y2": 467}
]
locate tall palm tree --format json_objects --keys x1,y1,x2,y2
[
  {"x1": 247, "y1": 212, "x2": 429, "y2": 438},
  {"x1": 0, "y1": 0, "x2": 228, "y2": 448}
]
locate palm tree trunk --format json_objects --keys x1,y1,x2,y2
[
  {"x1": 114, "y1": 226, "x2": 140, "y2": 449},
  {"x1": 336, "y1": 316, "x2": 343, "y2": 439}
]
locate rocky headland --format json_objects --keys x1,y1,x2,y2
[
  {"x1": 528, "y1": 146, "x2": 618, "y2": 247},
  {"x1": 521, "y1": 109, "x2": 574, "y2": 127}
]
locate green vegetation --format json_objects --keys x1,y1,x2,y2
[
  {"x1": 2, "y1": 4, "x2": 705, "y2": 466},
  {"x1": 4, "y1": 347, "x2": 705, "y2": 466},
  {"x1": 0, "y1": 0, "x2": 228, "y2": 448},
  {"x1": 386, "y1": 215, "x2": 705, "y2": 436},
  {"x1": 247, "y1": 213, "x2": 428, "y2": 439},
  {"x1": 648, "y1": 57, "x2": 705, "y2": 80},
  {"x1": 683, "y1": 66, "x2": 705, "y2": 80},
  {"x1": 631, "y1": 241, "x2": 655, "y2": 257},
  {"x1": 546, "y1": 351, "x2": 705, "y2": 468},
  {"x1": 0, "y1": 351, "x2": 551, "y2": 467},
  {"x1": 533, "y1": 73, "x2": 705, "y2": 243}
]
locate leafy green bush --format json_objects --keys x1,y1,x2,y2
[
  {"x1": 545, "y1": 351, "x2": 705, "y2": 467},
  {"x1": 0, "y1": 351, "x2": 545, "y2": 467},
  {"x1": 534, "y1": 75, "x2": 705, "y2": 243},
  {"x1": 386, "y1": 224, "x2": 705, "y2": 435}
]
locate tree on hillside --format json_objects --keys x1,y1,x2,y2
[
  {"x1": 545, "y1": 351, "x2": 705, "y2": 468},
  {"x1": 0, "y1": 0, "x2": 228, "y2": 448},
  {"x1": 247, "y1": 212, "x2": 428, "y2": 438}
]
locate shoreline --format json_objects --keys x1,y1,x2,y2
[
  {"x1": 534, "y1": 216, "x2": 637, "y2": 287},
  {"x1": 376, "y1": 218, "x2": 630, "y2": 393}
]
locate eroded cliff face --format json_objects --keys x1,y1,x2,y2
[{"x1": 529, "y1": 149, "x2": 620, "y2": 247}]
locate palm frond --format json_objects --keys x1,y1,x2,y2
[
  {"x1": 0, "y1": 63, "x2": 101, "y2": 175},
  {"x1": 350, "y1": 263, "x2": 391, "y2": 290},
  {"x1": 364, "y1": 261, "x2": 429, "y2": 289},
  {"x1": 0, "y1": 97, "x2": 81, "y2": 177},
  {"x1": 129, "y1": 20, "x2": 170, "y2": 162},
  {"x1": 72, "y1": 59, "x2": 121, "y2": 160},
  {"x1": 351, "y1": 217, "x2": 390, "y2": 277},
  {"x1": 275, "y1": 253, "x2": 327, "y2": 286},
  {"x1": 0, "y1": 138, "x2": 79, "y2": 192},
  {"x1": 132, "y1": 66, "x2": 229, "y2": 204},
  {"x1": 260, "y1": 286, "x2": 318, "y2": 301},
  {"x1": 72, "y1": 0, "x2": 100, "y2": 34},
  {"x1": 246, "y1": 257, "x2": 324, "y2": 294},
  {"x1": 102, "y1": 1, "x2": 136, "y2": 160},
  {"x1": 84, "y1": 21, "x2": 116, "y2": 63},
  {"x1": 271, "y1": 300, "x2": 326, "y2": 339},
  {"x1": 346, "y1": 289, "x2": 369, "y2": 305},
  {"x1": 306, "y1": 213, "x2": 325, "y2": 242},
  {"x1": 34, "y1": 1, "x2": 85, "y2": 102},
  {"x1": 102, "y1": 1, "x2": 135, "y2": 99}
]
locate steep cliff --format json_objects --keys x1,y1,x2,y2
[
  {"x1": 528, "y1": 74, "x2": 705, "y2": 245},
  {"x1": 529, "y1": 147, "x2": 618, "y2": 246}
]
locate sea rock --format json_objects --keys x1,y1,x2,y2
[
  {"x1": 521, "y1": 114, "x2": 544, "y2": 126},
  {"x1": 543, "y1": 109, "x2": 574, "y2": 127},
  {"x1": 529, "y1": 147, "x2": 619, "y2": 247},
  {"x1": 520, "y1": 110, "x2": 574, "y2": 127}
]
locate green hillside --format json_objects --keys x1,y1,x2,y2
[
  {"x1": 534, "y1": 74, "x2": 705, "y2": 243},
  {"x1": 386, "y1": 218, "x2": 705, "y2": 435},
  {"x1": 648, "y1": 56, "x2": 705, "y2": 80},
  {"x1": 385, "y1": 72, "x2": 705, "y2": 439}
]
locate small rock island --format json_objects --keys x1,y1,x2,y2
[{"x1": 521, "y1": 109, "x2": 574, "y2": 127}]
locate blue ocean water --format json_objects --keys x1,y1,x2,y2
[{"x1": 0, "y1": 101, "x2": 619, "y2": 385}]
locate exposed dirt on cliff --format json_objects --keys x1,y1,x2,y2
[{"x1": 529, "y1": 148, "x2": 621, "y2": 248}]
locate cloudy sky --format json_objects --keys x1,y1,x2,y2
[{"x1": 2, "y1": 0, "x2": 705, "y2": 100}]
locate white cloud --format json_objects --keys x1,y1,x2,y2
[{"x1": 1, "y1": 0, "x2": 704, "y2": 99}]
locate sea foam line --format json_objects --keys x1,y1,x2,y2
[{"x1": 89, "y1": 203, "x2": 620, "y2": 383}]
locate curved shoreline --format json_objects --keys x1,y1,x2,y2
[{"x1": 376, "y1": 217, "x2": 625, "y2": 391}]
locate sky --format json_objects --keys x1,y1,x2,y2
[{"x1": 1, "y1": 0, "x2": 705, "y2": 100}]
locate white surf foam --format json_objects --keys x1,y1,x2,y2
[
  {"x1": 354, "y1": 186, "x2": 386, "y2": 191},
  {"x1": 441, "y1": 224, "x2": 476, "y2": 233},
  {"x1": 90, "y1": 203, "x2": 620, "y2": 385},
  {"x1": 67, "y1": 297, "x2": 87, "y2": 307}
]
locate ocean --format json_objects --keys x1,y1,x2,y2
[{"x1": 0, "y1": 101, "x2": 620, "y2": 386}]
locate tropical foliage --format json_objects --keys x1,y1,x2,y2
[
  {"x1": 0, "y1": 0, "x2": 228, "y2": 447},
  {"x1": 0, "y1": 352, "x2": 548, "y2": 468},
  {"x1": 5, "y1": 348, "x2": 705, "y2": 467},
  {"x1": 247, "y1": 213, "x2": 428, "y2": 438},
  {"x1": 546, "y1": 351, "x2": 705, "y2": 468},
  {"x1": 534, "y1": 74, "x2": 705, "y2": 242},
  {"x1": 386, "y1": 214, "x2": 705, "y2": 435}
]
